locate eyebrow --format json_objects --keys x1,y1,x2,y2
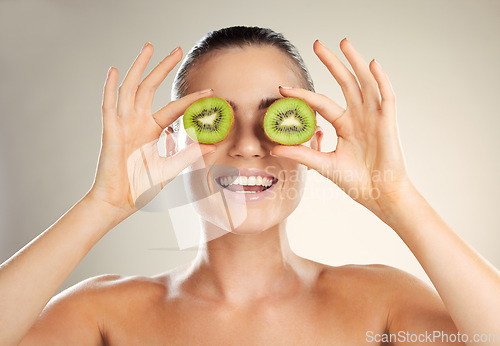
[{"x1": 227, "y1": 98, "x2": 280, "y2": 112}]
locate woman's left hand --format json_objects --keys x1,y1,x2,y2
[{"x1": 272, "y1": 38, "x2": 414, "y2": 217}]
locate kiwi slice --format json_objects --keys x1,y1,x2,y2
[
  {"x1": 183, "y1": 97, "x2": 233, "y2": 143},
  {"x1": 263, "y1": 98, "x2": 316, "y2": 145}
]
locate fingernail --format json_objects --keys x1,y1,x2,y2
[
  {"x1": 316, "y1": 39, "x2": 326, "y2": 47},
  {"x1": 279, "y1": 86, "x2": 292, "y2": 90},
  {"x1": 169, "y1": 46, "x2": 180, "y2": 56},
  {"x1": 142, "y1": 42, "x2": 152, "y2": 50},
  {"x1": 199, "y1": 88, "x2": 213, "y2": 94},
  {"x1": 373, "y1": 59, "x2": 380, "y2": 66}
]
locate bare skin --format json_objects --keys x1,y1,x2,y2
[
  {"x1": 1, "y1": 38, "x2": 498, "y2": 345},
  {"x1": 20, "y1": 263, "x2": 458, "y2": 345}
]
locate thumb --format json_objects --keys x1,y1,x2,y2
[
  {"x1": 271, "y1": 145, "x2": 334, "y2": 177},
  {"x1": 162, "y1": 142, "x2": 216, "y2": 183}
]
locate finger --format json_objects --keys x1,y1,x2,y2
[
  {"x1": 278, "y1": 86, "x2": 352, "y2": 137},
  {"x1": 102, "y1": 66, "x2": 118, "y2": 118},
  {"x1": 152, "y1": 88, "x2": 214, "y2": 129},
  {"x1": 278, "y1": 86, "x2": 344, "y2": 122},
  {"x1": 339, "y1": 38, "x2": 381, "y2": 107},
  {"x1": 117, "y1": 42, "x2": 154, "y2": 115},
  {"x1": 313, "y1": 40, "x2": 363, "y2": 106},
  {"x1": 369, "y1": 59, "x2": 396, "y2": 114},
  {"x1": 135, "y1": 47, "x2": 183, "y2": 112},
  {"x1": 163, "y1": 142, "x2": 217, "y2": 182},
  {"x1": 101, "y1": 67, "x2": 119, "y2": 143},
  {"x1": 271, "y1": 145, "x2": 334, "y2": 178}
]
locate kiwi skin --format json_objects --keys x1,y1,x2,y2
[
  {"x1": 183, "y1": 97, "x2": 234, "y2": 144},
  {"x1": 263, "y1": 98, "x2": 316, "y2": 145}
]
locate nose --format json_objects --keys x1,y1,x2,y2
[{"x1": 227, "y1": 121, "x2": 267, "y2": 159}]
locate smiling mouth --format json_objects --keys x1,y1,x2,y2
[{"x1": 215, "y1": 175, "x2": 278, "y2": 193}]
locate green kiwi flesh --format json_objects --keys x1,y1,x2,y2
[
  {"x1": 263, "y1": 98, "x2": 316, "y2": 145},
  {"x1": 183, "y1": 97, "x2": 233, "y2": 143}
]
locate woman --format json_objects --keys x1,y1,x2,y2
[{"x1": 1, "y1": 26, "x2": 499, "y2": 345}]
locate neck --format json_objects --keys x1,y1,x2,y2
[{"x1": 170, "y1": 220, "x2": 322, "y2": 306}]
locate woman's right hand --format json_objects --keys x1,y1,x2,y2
[{"x1": 87, "y1": 42, "x2": 216, "y2": 219}]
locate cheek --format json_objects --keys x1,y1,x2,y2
[
  {"x1": 287, "y1": 165, "x2": 307, "y2": 199},
  {"x1": 271, "y1": 162, "x2": 307, "y2": 207},
  {"x1": 282, "y1": 161, "x2": 307, "y2": 185}
]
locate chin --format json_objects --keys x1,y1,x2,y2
[
  {"x1": 193, "y1": 189, "x2": 303, "y2": 239},
  {"x1": 192, "y1": 195, "x2": 287, "y2": 234}
]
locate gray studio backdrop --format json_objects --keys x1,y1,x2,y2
[{"x1": 1, "y1": 0, "x2": 499, "y2": 293}]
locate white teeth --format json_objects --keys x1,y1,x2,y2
[
  {"x1": 256, "y1": 176, "x2": 263, "y2": 186},
  {"x1": 247, "y1": 176, "x2": 256, "y2": 186},
  {"x1": 219, "y1": 175, "x2": 275, "y2": 188}
]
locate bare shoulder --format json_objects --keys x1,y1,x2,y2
[
  {"x1": 318, "y1": 263, "x2": 435, "y2": 294},
  {"x1": 317, "y1": 264, "x2": 458, "y2": 338},
  {"x1": 50, "y1": 273, "x2": 167, "y2": 306},
  {"x1": 82, "y1": 273, "x2": 168, "y2": 299},
  {"x1": 318, "y1": 263, "x2": 445, "y2": 307},
  {"x1": 20, "y1": 274, "x2": 167, "y2": 345}
]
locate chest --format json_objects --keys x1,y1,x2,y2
[{"x1": 102, "y1": 295, "x2": 385, "y2": 345}]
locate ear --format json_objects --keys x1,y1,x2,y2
[
  {"x1": 164, "y1": 127, "x2": 178, "y2": 157},
  {"x1": 307, "y1": 126, "x2": 323, "y2": 170},
  {"x1": 310, "y1": 125, "x2": 323, "y2": 151}
]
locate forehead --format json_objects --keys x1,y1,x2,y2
[{"x1": 186, "y1": 46, "x2": 302, "y2": 100}]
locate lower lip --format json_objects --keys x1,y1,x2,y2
[{"x1": 216, "y1": 182, "x2": 278, "y2": 203}]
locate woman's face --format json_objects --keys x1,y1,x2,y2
[{"x1": 181, "y1": 45, "x2": 321, "y2": 234}]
